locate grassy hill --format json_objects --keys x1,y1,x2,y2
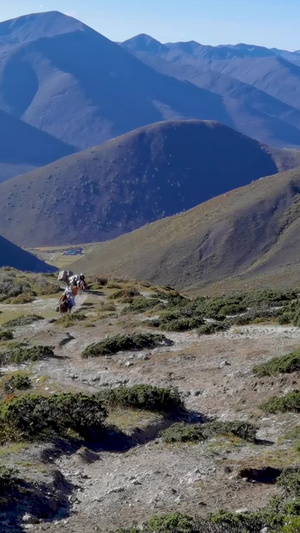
[
  {"x1": 72, "y1": 166, "x2": 300, "y2": 294},
  {"x1": 0, "y1": 108, "x2": 76, "y2": 182},
  {"x1": 0, "y1": 235, "x2": 56, "y2": 272},
  {"x1": 0, "y1": 120, "x2": 298, "y2": 247},
  {"x1": 122, "y1": 36, "x2": 300, "y2": 148}
]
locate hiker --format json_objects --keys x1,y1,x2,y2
[
  {"x1": 77, "y1": 273, "x2": 86, "y2": 294},
  {"x1": 72, "y1": 279, "x2": 78, "y2": 297}
]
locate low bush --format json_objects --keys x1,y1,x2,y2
[
  {"x1": 4, "y1": 375, "x2": 32, "y2": 393},
  {"x1": 56, "y1": 312, "x2": 87, "y2": 327},
  {"x1": 197, "y1": 322, "x2": 229, "y2": 335},
  {"x1": 122, "y1": 298, "x2": 162, "y2": 314},
  {"x1": 0, "y1": 331, "x2": 13, "y2": 341},
  {"x1": 2, "y1": 315, "x2": 44, "y2": 328},
  {"x1": 109, "y1": 287, "x2": 140, "y2": 301},
  {"x1": 82, "y1": 333, "x2": 172, "y2": 358},
  {"x1": 277, "y1": 469, "x2": 300, "y2": 497},
  {"x1": 5, "y1": 293, "x2": 36, "y2": 305},
  {"x1": 98, "y1": 385, "x2": 183, "y2": 413},
  {"x1": 0, "y1": 466, "x2": 21, "y2": 493},
  {"x1": 0, "y1": 345, "x2": 54, "y2": 366},
  {"x1": 260, "y1": 391, "x2": 300, "y2": 413},
  {"x1": 253, "y1": 349, "x2": 300, "y2": 377},
  {"x1": 162, "y1": 420, "x2": 257, "y2": 444},
  {"x1": 111, "y1": 508, "x2": 298, "y2": 532},
  {"x1": 0, "y1": 392, "x2": 107, "y2": 441}
]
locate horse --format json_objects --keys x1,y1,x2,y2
[
  {"x1": 59, "y1": 294, "x2": 73, "y2": 315},
  {"x1": 77, "y1": 280, "x2": 86, "y2": 295}
]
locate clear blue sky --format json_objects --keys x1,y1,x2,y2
[{"x1": 0, "y1": 0, "x2": 299, "y2": 50}]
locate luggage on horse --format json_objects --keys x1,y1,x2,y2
[{"x1": 58, "y1": 270, "x2": 74, "y2": 283}]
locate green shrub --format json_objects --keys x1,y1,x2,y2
[
  {"x1": 281, "y1": 517, "x2": 300, "y2": 533},
  {"x1": 277, "y1": 469, "x2": 300, "y2": 497},
  {"x1": 98, "y1": 385, "x2": 183, "y2": 412},
  {"x1": 82, "y1": 333, "x2": 172, "y2": 358},
  {"x1": 122, "y1": 298, "x2": 162, "y2": 314},
  {"x1": 0, "y1": 466, "x2": 21, "y2": 493},
  {"x1": 56, "y1": 312, "x2": 87, "y2": 327},
  {"x1": 0, "y1": 345, "x2": 54, "y2": 366},
  {"x1": 4, "y1": 375, "x2": 32, "y2": 393},
  {"x1": 0, "y1": 392, "x2": 107, "y2": 440},
  {"x1": 2, "y1": 315, "x2": 44, "y2": 328},
  {"x1": 253, "y1": 349, "x2": 300, "y2": 377},
  {"x1": 261, "y1": 391, "x2": 300, "y2": 413},
  {"x1": 162, "y1": 420, "x2": 257, "y2": 444},
  {"x1": 5, "y1": 293, "x2": 36, "y2": 304},
  {"x1": 145, "y1": 513, "x2": 196, "y2": 532},
  {"x1": 197, "y1": 322, "x2": 229, "y2": 335},
  {"x1": 0, "y1": 331, "x2": 13, "y2": 341}
]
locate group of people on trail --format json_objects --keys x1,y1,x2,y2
[{"x1": 57, "y1": 271, "x2": 87, "y2": 315}]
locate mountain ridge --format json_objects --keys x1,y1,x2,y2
[
  {"x1": 0, "y1": 235, "x2": 56, "y2": 272},
  {"x1": 0, "y1": 119, "x2": 297, "y2": 247},
  {"x1": 72, "y1": 166, "x2": 300, "y2": 294},
  {"x1": 0, "y1": 107, "x2": 77, "y2": 182}
]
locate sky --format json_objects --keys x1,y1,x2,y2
[{"x1": 0, "y1": 0, "x2": 299, "y2": 50}]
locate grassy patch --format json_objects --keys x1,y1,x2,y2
[
  {"x1": 162, "y1": 420, "x2": 257, "y2": 444},
  {"x1": 1, "y1": 314, "x2": 44, "y2": 328},
  {"x1": 82, "y1": 333, "x2": 172, "y2": 358},
  {"x1": 260, "y1": 391, "x2": 300, "y2": 413},
  {"x1": 253, "y1": 349, "x2": 300, "y2": 377}
]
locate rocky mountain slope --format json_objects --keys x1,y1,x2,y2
[
  {"x1": 0, "y1": 120, "x2": 298, "y2": 247},
  {"x1": 122, "y1": 35, "x2": 300, "y2": 148},
  {"x1": 73, "y1": 166, "x2": 300, "y2": 293},
  {"x1": 0, "y1": 234, "x2": 55, "y2": 272},
  {"x1": 0, "y1": 11, "x2": 231, "y2": 149},
  {"x1": 0, "y1": 108, "x2": 76, "y2": 182}
]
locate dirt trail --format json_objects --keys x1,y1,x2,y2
[{"x1": 1, "y1": 291, "x2": 300, "y2": 532}]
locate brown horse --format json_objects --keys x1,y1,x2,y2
[{"x1": 59, "y1": 294, "x2": 73, "y2": 314}]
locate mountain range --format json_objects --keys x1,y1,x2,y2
[
  {"x1": 0, "y1": 120, "x2": 299, "y2": 248},
  {"x1": 73, "y1": 166, "x2": 300, "y2": 294},
  {"x1": 0, "y1": 107, "x2": 76, "y2": 183},
  {"x1": 122, "y1": 35, "x2": 300, "y2": 149},
  {"x1": 0, "y1": 10, "x2": 299, "y2": 181},
  {"x1": 0, "y1": 235, "x2": 55, "y2": 272}
]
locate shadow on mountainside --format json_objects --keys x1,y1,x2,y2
[{"x1": 0, "y1": 470, "x2": 75, "y2": 533}]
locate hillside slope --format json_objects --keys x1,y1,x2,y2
[
  {"x1": 122, "y1": 36, "x2": 300, "y2": 148},
  {"x1": 0, "y1": 11, "x2": 231, "y2": 149},
  {"x1": 72, "y1": 167, "x2": 300, "y2": 293},
  {"x1": 0, "y1": 120, "x2": 298, "y2": 247},
  {"x1": 0, "y1": 235, "x2": 56, "y2": 272},
  {"x1": 0, "y1": 108, "x2": 76, "y2": 182}
]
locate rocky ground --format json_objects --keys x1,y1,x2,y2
[{"x1": 0, "y1": 282, "x2": 299, "y2": 532}]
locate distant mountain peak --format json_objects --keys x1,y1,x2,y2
[
  {"x1": 0, "y1": 10, "x2": 85, "y2": 45},
  {"x1": 122, "y1": 33, "x2": 167, "y2": 53}
]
